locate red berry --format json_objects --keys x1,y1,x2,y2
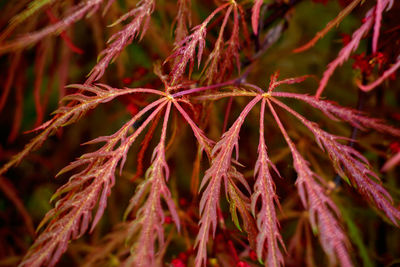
[
  {"x1": 340, "y1": 33, "x2": 351, "y2": 46},
  {"x1": 249, "y1": 250, "x2": 257, "y2": 261},
  {"x1": 389, "y1": 142, "x2": 400, "y2": 153},
  {"x1": 352, "y1": 53, "x2": 372, "y2": 75},
  {"x1": 236, "y1": 261, "x2": 251, "y2": 267},
  {"x1": 122, "y1": 77, "x2": 133, "y2": 85},
  {"x1": 178, "y1": 252, "x2": 188, "y2": 262},
  {"x1": 375, "y1": 52, "x2": 386, "y2": 66},
  {"x1": 171, "y1": 259, "x2": 186, "y2": 267},
  {"x1": 179, "y1": 197, "x2": 188, "y2": 206},
  {"x1": 126, "y1": 103, "x2": 138, "y2": 116},
  {"x1": 165, "y1": 216, "x2": 173, "y2": 224},
  {"x1": 392, "y1": 113, "x2": 400, "y2": 121}
]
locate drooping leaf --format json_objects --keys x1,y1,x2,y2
[
  {"x1": 271, "y1": 92, "x2": 400, "y2": 137},
  {"x1": 20, "y1": 99, "x2": 167, "y2": 267},
  {"x1": 251, "y1": 98, "x2": 285, "y2": 266},
  {"x1": 0, "y1": 84, "x2": 164, "y2": 177},
  {"x1": 382, "y1": 151, "x2": 400, "y2": 172},
  {"x1": 123, "y1": 102, "x2": 180, "y2": 266},
  {"x1": 173, "y1": 0, "x2": 192, "y2": 45},
  {"x1": 195, "y1": 96, "x2": 261, "y2": 267},
  {"x1": 315, "y1": 0, "x2": 394, "y2": 98},
  {"x1": 251, "y1": 0, "x2": 263, "y2": 35},
  {"x1": 0, "y1": 0, "x2": 55, "y2": 42},
  {"x1": 357, "y1": 56, "x2": 400, "y2": 92},
  {"x1": 203, "y1": 6, "x2": 232, "y2": 85},
  {"x1": 166, "y1": 2, "x2": 231, "y2": 85},
  {"x1": 227, "y1": 172, "x2": 258, "y2": 250},
  {"x1": 0, "y1": 0, "x2": 104, "y2": 55},
  {"x1": 271, "y1": 97, "x2": 400, "y2": 225},
  {"x1": 293, "y1": 0, "x2": 362, "y2": 53},
  {"x1": 268, "y1": 99, "x2": 352, "y2": 266},
  {"x1": 86, "y1": 0, "x2": 155, "y2": 84}
]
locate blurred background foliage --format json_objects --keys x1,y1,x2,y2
[{"x1": 0, "y1": 0, "x2": 399, "y2": 266}]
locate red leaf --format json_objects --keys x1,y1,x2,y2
[
  {"x1": 45, "y1": 9, "x2": 84, "y2": 54},
  {"x1": 251, "y1": 0, "x2": 263, "y2": 35}
]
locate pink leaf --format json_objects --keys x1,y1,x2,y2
[
  {"x1": 123, "y1": 102, "x2": 180, "y2": 266},
  {"x1": 195, "y1": 96, "x2": 261, "y2": 267},
  {"x1": 173, "y1": 101, "x2": 214, "y2": 156},
  {"x1": 251, "y1": 0, "x2": 263, "y2": 35},
  {"x1": 86, "y1": 0, "x2": 155, "y2": 84},
  {"x1": 270, "y1": 97, "x2": 400, "y2": 225},
  {"x1": 381, "y1": 151, "x2": 400, "y2": 172},
  {"x1": 316, "y1": 0, "x2": 393, "y2": 98},
  {"x1": 268, "y1": 99, "x2": 352, "y2": 266},
  {"x1": 0, "y1": 85, "x2": 164, "y2": 177},
  {"x1": 272, "y1": 91, "x2": 400, "y2": 137},
  {"x1": 358, "y1": 56, "x2": 400, "y2": 92},
  {"x1": 20, "y1": 99, "x2": 167, "y2": 267},
  {"x1": 372, "y1": 0, "x2": 383, "y2": 53},
  {"x1": 0, "y1": 0, "x2": 103, "y2": 56},
  {"x1": 251, "y1": 98, "x2": 284, "y2": 266},
  {"x1": 316, "y1": 9, "x2": 373, "y2": 98},
  {"x1": 166, "y1": 2, "x2": 231, "y2": 85}
]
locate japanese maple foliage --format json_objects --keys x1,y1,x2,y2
[{"x1": 0, "y1": 0, "x2": 400, "y2": 267}]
